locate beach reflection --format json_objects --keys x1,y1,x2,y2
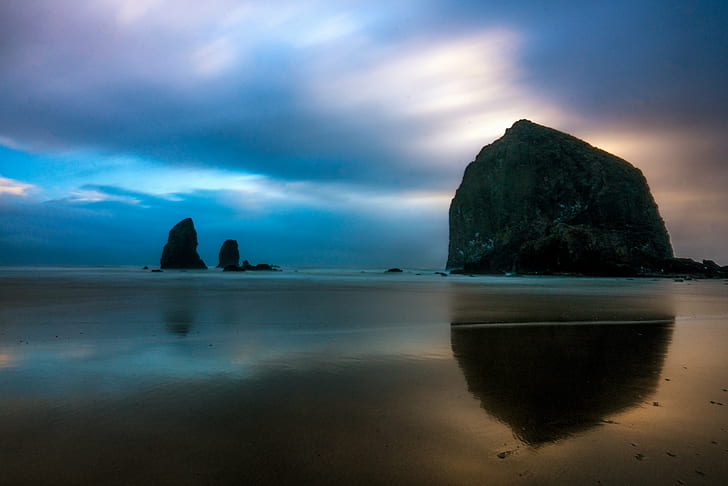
[
  {"x1": 448, "y1": 278, "x2": 676, "y2": 325},
  {"x1": 450, "y1": 286, "x2": 676, "y2": 445},
  {"x1": 164, "y1": 288, "x2": 195, "y2": 337},
  {"x1": 3, "y1": 269, "x2": 728, "y2": 485},
  {"x1": 452, "y1": 321, "x2": 674, "y2": 445}
]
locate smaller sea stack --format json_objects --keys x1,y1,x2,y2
[{"x1": 217, "y1": 240, "x2": 240, "y2": 268}]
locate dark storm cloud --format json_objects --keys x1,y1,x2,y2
[
  {"x1": 3, "y1": 0, "x2": 725, "y2": 185},
  {"x1": 0, "y1": 0, "x2": 453, "y2": 188},
  {"x1": 526, "y1": 3, "x2": 728, "y2": 144},
  {"x1": 413, "y1": 1, "x2": 728, "y2": 126}
]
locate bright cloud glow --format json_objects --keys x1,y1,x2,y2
[
  {"x1": 312, "y1": 31, "x2": 522, "y2": 113},
  {"x1": 111, "y1": 0, "x2": 164, "y2": 25},
  {"x1": 67, "y1": 188, "x2": 142, "y2": 205},
  {"x1": 0, "y1": 176, "x2": 36, "y2": 197},
  {"x1": 120, "y1": 167, "x2": 270, "y2": 197},
  {"x1": 307, "y1": 30, "x2": 567, "y2": 161}
]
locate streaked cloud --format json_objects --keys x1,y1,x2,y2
[
  {"x1": 0, "y1": 0, "x2": 726, "y2": 265},
  {"x1": 306, "y1": 29, "x2": 564, "y2": 158},
  {"x1": 0, "y1": 176, "x2": 36, "y2": 197},
  {"x1": 67, "y1": 187, "x2": 143, "y2": 206}
]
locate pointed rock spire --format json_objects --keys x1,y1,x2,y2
[{"x1": 160, "y1": 218, "x2": 207, "y2": 269}]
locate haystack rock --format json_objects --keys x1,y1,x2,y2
[
  {"x1": 217, "y1": 239, "x2": 240, "y2": 268},
  {"x1": 160, "y1": 218, "x2": 207, "y2": 269},
  {"x1": 447, "y1": 120, "x2": 673, "y2": 275}
]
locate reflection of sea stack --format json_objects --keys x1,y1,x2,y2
[
  {"x1": 217, "y1": 239, "x2": 240, "y2": 268},
  {"x1": 447, "y1": 120, "x2": 673, "y2": 274},
  {"x1": 451, "y1": 322, "x2": 674, "y2": 445},
  {"x1": 165, "y1": 309, "x2": 193, "y2": 336},
  {"x1": 160, "y1": 218, "x2": 207, "y2": 269}
]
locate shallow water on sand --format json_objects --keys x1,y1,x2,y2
[{"x1": 1, "y1": 267, "x2": 727, "y2": 485}]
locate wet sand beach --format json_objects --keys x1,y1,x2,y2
[{"x1": 0, "y1": 267, "x2": 726, "y2": 485}]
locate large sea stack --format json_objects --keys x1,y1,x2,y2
[
  {"x1": 447, "y1": 120, "x2": 673, "y2": 275},
  {"x1": 217, "y1": 239, "x2": 240, "y2": 268},
  {"x1": 160, "y1": 218, "x2": 207, "y2": 269}
]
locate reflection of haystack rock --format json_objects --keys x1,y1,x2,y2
[{"x1": 451, "y1": 321, "x2": 673, "y2": 445}]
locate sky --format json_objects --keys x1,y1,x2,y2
[{"x1": 1, "y1": 0, "x2": 726, "y2": 268}]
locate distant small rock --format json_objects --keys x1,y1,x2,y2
[
  {"x1": 656, "y1": 258, "x2": 728, "y2": 279},
  {"x1": 151, "y1": 269, "x2": 163, "y2": 273},
  {"x1": 386, "y1": 268, "x2": 403, "y2": 273},
  {"x1": 253, "y1": 263, "x2": 276, "y2": 271},
  {"x1": 222, "y1": 264, "x2": 245, "y2": 272},
  {"x1": 239, "y1": 260, "x2": 279, "y2": 271}
]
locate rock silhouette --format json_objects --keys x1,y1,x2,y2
[
  {"x1": 449, "y1": 285, "x2": 675, "y2": 445},
  {"x1": 222, "y1": 260, "x2": 279, "y2": 272},
  {"x1": 451, "y1": 321, "x2": 674, "y2": 445},
  {"x1": 217, "y1": 239, "x2": 240, "y2": 268},
  {"x1": 160, "y1": 218, "x2": 207, "y2": 269},
  {"x1": 448, "y1": 120, "x2": 673, "y2": 275}
]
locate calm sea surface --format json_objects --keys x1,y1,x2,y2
[{"x1": 1, "y1": 267, "x2": 726, "y2": 485}]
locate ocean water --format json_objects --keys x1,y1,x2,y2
[{"x1": 0, "y1": 266, "x2": 726, "y2": 485}]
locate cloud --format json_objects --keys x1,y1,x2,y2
[
  {"x1": 305, "y1": 29, "x2": 566, "y2": 166},
  {"x1": 0, "y1": 0, "x2": 726, "y2": 265},
  {"x1": 66, "y1": 186, "x2": 143, "y2": 205},
  {"x1": 573, "y1": 121, "x2": 728, "y2": 260},
  {"x1": 0, "y1": 171, "x2": 450, "y2": 267},
  {"x1": 5, "y1": 1, "x2": 723, "y2": 190},
  {"x1": 0, "y1": 0, "x2": 562, "y2": 191},
  {"x1": 0, "y1": 176, "x2": 36, "y2": 197}
]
